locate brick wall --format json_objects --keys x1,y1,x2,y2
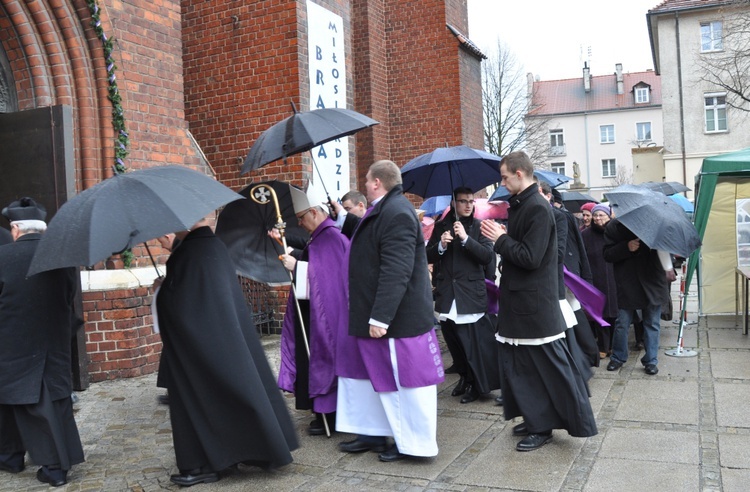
[{"x1": 83, "y1": 286, "x2": 161, "y2": 382}]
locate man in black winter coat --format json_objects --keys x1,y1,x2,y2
[
  {"x1": 426, "y1": 187, "x2": 498, "y2": 403},
  {"x1": 480, "y1": 152, "x2": 597, "y2": 452},
  {"x1": 0, "y1": 197, "x2": 83, "y2": 487}
]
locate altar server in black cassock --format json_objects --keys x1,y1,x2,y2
[
  {"x1": 157, "y1": 218, "x2": 298, "y2": 487},
  {"x1": 0, "y1": 197, "x2": 84, "y2": 487}
]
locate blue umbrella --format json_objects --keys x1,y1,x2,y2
[
  {"x1": 400, "y1": 145, "x2": 502, "y2": 199},
  {"x1": 535, "y1": 169, "x2": 572, "y2": 187},
  {"x1": 420, "y1": 195, "x2": 452, "y2": 216},
  {"x1": 669, "y1": 194, "x2": 694, "y2": 213}
]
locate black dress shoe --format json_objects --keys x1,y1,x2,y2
[
  {"x1": 495, "y1": 395, "x2": 503, "y2": 406},
  {"x1": 645, "y1": 364, "x2": 659, "y2": 375},
  {"x1": 460, "y1": 384, "x2": 479, "y2": 404},
  {"x1": 606, "y1": 359, "x2": 623, "y2": 371},
  {"x1": 451, "y1": 376, "x2": 467, "y2": 396},
  {"x1": 378, "y1": 445, "x2": 407, "y2": 462},
  {"x1": 516, "y1": 432, "x2": 552, "y2": 452},
  {"x1": 308, "y1": 415, "x2": 334, "y2": 436},
  {"x1": 444, "y1": 364, "x2": 458, "y2": 374},
  {"x1": 170, "y1": 469, "x2": 220, "y2": 487},
  {"x1": 338, "y1": 438, "x2": 387, "y2": 453},
  {"x1": 512, "y1": 422, "x2": 528, "y2": 436},
  {"x1": 157, "y1": 393, "x2": 169, "y2": 405},
  {"x1": 36, "y1": 467, "x2": 67, "y2": 487}
]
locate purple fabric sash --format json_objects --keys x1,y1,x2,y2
[
  {"x1": 337, "y1": 328, "x2": 445, "y2": 392},
  {"x1": 485, "y1": 279, "x2": 500, "y2": 315},
  {"x1": 563, "y1": 266, "x2": 610, "y2": 327}
]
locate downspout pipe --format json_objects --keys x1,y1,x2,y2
[{"x1": 675, "y1": 12, "x2": 688, "y2": 186}]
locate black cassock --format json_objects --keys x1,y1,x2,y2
[{"x1": 157, "y1": 227, "x2": 298, "y2": 472}]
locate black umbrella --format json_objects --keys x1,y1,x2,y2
[
  {"x1": 215, "y1": 180, "x2": 309, "y2": 286},
  {"x1": 27, "y1": 166, "x2": 244, "y2": 276},
  {"x1": 640, "y1": 181, "x2": 691, "y2": 196},
  {"x1": 242, "y1": 106, "x2": 379, "y2": 174},
  {"x1": 560, "y1": 190, "x2": 597, "y2": 213},
  {"x1": 400, "y1": 145, "x2": 502, "y2": 199},
  {"x1": 604, "y1": 184, "x2": 701, "y2": 258}
]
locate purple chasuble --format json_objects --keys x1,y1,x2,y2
[
  {"x1": 563, "y1": 265, "x2": 610, "y2": 327},
  {"x1": 279, "y1": 219, "x2": 350, "y2": 406}
]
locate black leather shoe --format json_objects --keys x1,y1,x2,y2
[
  {"x1": 512, "y1": 422, "x2": 528, "y2": 436},
  {"x1": 460, "y1": 384, "x2": 479, "y2": 404},
  {"x1": 308, "y1": 416, "x2": 334, "y2": 436},
  {"x1": 606, "y1": 359, "x2": 623, "y2": 371},
  {"x1": 157, "y1": 393, "x2": 169, "y2": 405},
  {"x1": 645, "y1": 364, "x2": 659, "y2": 375},
  {"x1": 36, "y1": 467, "x2": 67, "y2": 487},
  {"x1": 170, "y1": 469, "x2": 220, "y2": 487},
  {"x1": 378, "y1": 445, "x2": 407, "y2": 462},
  {"x1": 516, "y1": 432, "x2": 552, "y2": 452},
  {"x1": 495, "y1": 395, "x2": 503, "y2": 406},
  {"x1": 451, "y1": 376, "x2": 467, "y2": 396},
  {"x1": 338, "y1": 438, "x2": 387, "y2": 453},
  {"x1": 444, "y1": 364, "x2": 458, "y2": 374}
]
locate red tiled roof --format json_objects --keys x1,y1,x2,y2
[
  {"x1": 649, "y1": 0, "x2": 733, "y2": 13},
  {"x1": 529, "y1": 70, "x2": 662, "y2": 116}
]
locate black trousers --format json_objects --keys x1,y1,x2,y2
[{"x1": 0, "y1": 382, "x2": 83, "y2": 470}]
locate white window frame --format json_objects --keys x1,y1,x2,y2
[
  {"x1": 549, "y1": 128, "x2": 564, "y2": 147},
  {"x1": 635, "y1": 87, "x2": 649, "y2": 104},
  {"x1": 601, "y1": 158, "x2": 616, "y2": 178},
  {"x1": 600, "y1": 124, "x2": 615, "y2": 144},
  {"x1": 704, "y1": 92, "x2": 728, "y2": 133},
  {"x1": 551, "y1": 162, "x2": 565, "y2": 175},
  {"x1": 701, "y1": 20, "x2": 723, "y2": 52},
  {"x1": 636, "y1": 122, "x2": 652, "y2": 142}
]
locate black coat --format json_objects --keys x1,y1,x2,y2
[
  {"x1": 603, "y1": 219, "x2": 668, "y2": 309},
  {"x1": 157, "y1": 227, "x2": 298, "y2": 471},
  {"x1": 581, "y1": 222, "x2": 619, "y2": 318},
  {"x1": 0, "y1": 234, "x2": 79, "y2": 405},
  {"x1": 493, "y1": 184, "x2": 566, "y2": 339},
  {"x1": 0, "y1": 227, "x2": 11, "y2": 246},
  {"x1": 348, "y1": 185, "x2": 434, "y2": 338},
  {"x1": 426, "y1": 214, "x2": 494, "y2": 314},
  {"x1": 341, "y1": 212, "x2": 361, "y2": 239}
]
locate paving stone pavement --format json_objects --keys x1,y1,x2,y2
[{"x1": 3, "y1": 284, "x2": 750, "y2": 491}]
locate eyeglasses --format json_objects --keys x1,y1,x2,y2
[
  {"x1": 296, "y1": 209, "x2": 312, "y2": 222},
  {"x1": 456, "y1": 199, "x2": 475, "y2": 205}
]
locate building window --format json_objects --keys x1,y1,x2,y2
[
  {"x1": 635, "y1": 87, "x2": 649, "y2": 104},
  {"x1": 600, "y1": 124, "x2": 615, "y2": 144},
  {"x1": 701, "y1": 21, "x2": 723, "y2": 52},
  {"x1": 551, "y1": 162, "x2": 565, "y2": 175},
  {"x1": 549, "y1": 129, "x2": 565, "y2": 155},
  {"x1": 636, "y1": 122, "x2": 652, "y2": 142},
  {"x1": 704, "y1": 93, "x2": 727, "y2": 132},
  {"x1": 602, "y1": 159, "x2": 616, "y2": 178}
]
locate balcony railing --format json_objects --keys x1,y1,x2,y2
[{"x1": 549, "y1": 145, "x2": 566, "y2": 156}]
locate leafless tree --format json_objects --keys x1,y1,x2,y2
[
  {"x1": 482, "y1": 41, "x2": 549, "y2": 162},
  {"x1": 698, "y1": 0, "x2": 750, "y2": 112},
  {"x1": 612, "y1": 164, "x2": 633, "y2": 187}
]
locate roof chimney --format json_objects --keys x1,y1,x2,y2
[
  {"x1": 583, "y1": 62, "x2": 591, "y2": 93},
  {"x1": 615, "y1": 63, "x2": 624, "y2": 95}
]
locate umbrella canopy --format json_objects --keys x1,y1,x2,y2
[
  {"x1": 640, "y1": 181, "x2": 691, "y2": 196},
  {"x1": 560, "y1": 191, "x2": 597, "y2": 213},
  {"x1": 669, "y1": 193, "x2": 694, "y2": 214},
  {"x1": 534, "y1": 169, "x2": 572, "y2": 187},
  {"x1": 215, "y1": 181, "x2": 309, "y2": 286},
  {"x1": 28, "y1": 166, "x2": 244, "y2": 276},
  {"x1": 400, "y1": 145, "x2": 502, "y2": 199},
  {"x1": 419, "y1": 195, "x2": 452, "y2": 216},
  {"x1": 242, "y1": 107, "x2": 379, "y2": 174},
  {"x1": 435, "y1": 198, "x2": 508, "y2": 222},
  {"x1": 604, "y1": 184, "x2": 701, "y2": 258}
]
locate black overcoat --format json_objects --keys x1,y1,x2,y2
[
  {"x1": 0, "y1": 234, "x2": 79, "y2": 405},
  {"x1": 426, "y1": 214, "x2": 494, "y2": 314},
  {"x1": 581, "y1": 223, "x2": 619, "y2": 318},
  {"x1": 603, "y1": 219, "x2": 668, "y2": 309},
  {"x1": 157, "y1": 227, "x2": 298, "y2": 471},
  {"x1": 348, "y1": 185, "x2": 434, "y2": 338},
  {"x1": 493, "y1": 184, "x2": 566, "y2": 339}
]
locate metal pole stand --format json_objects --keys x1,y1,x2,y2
[
  {"x1": 673, "y1": 264, "x2": 696, "y2": 325},
  {"x1": 666, "y1": 262, "x2": 698, "y2": 358}
]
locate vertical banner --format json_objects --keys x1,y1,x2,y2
[{"x1": 306, "y1": 1, "x2": 348, "y2": 206}]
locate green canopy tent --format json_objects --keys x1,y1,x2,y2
[{"x1": 683, "y1": 148, "x2": 750, "y2": 317}]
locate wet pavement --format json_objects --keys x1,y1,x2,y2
[{"x1": 3, "y1": 283, "x2": 750, "y2": 491}]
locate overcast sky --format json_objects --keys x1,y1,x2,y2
[{"x1": 467, "y1": 0, "x2": 661, "y2": 80}]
